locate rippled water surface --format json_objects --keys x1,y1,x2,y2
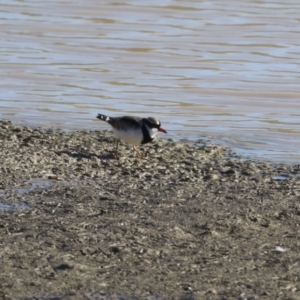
[{"x1": 1, "y1": 0, "x2": 300, "y2": 163}]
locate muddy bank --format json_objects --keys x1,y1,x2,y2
[{"x1": 1, "y1": 120, "x2": 300, "y2": 300}]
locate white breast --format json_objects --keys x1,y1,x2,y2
[
  {"x1": 148, "y1": 127, "x2": 158, "y2": 139},
  {"x1": 112, "y1": 128, "x2": 144, "y2": 145}
]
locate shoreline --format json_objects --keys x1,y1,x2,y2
[
  {"x1": 3, "y1": 117, "x2": 299, "y2": 166},
  {"x1": 1, "y1": 119, "x2": 300, "y2": 299}
]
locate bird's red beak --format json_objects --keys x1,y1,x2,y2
[{"x1": 158, "y1": 127, "x2": 167, "y2": 133}]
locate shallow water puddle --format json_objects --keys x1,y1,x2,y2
[
  {"x1": 0, "y1": 202, "x2": 30, "y2": 211},
  {"x1": 0, "y1": 178, "x2": 54, "y2": 211},
  {"x1": 272, "y1": 175, "x2": 290, "y2": 181},
  {"x1": 17, "y1": 290, "x2": 165, "y2": 300},
  {"x1": 1, "y1": 179, "x2": 52, "y2": 195}
]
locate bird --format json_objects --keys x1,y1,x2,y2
[{"x1": 96, "y1": 114, "x2": 167, "y2": 159}]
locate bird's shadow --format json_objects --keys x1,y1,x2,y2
[{"x1": 54, "y1": 150, "x2": 115, "y2": 160}]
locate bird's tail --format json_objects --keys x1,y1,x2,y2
[{"x1": 96, "y1": 114, "x2": 111, "y2": 122}]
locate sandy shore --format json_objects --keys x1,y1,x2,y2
[{"x1": 1, "y1": 120, "x2": 300, "y2": 300}]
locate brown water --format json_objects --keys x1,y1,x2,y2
[{"x1": 1, "y1": 0, "x2": 300, "y2": 163}]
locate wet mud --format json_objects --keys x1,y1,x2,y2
[{"x1": 1, "y1": 120, "x2": 300, "y2": 300}]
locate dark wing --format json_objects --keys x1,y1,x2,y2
[{"x1": 110, "y1": 116, "x2": 142, "y2": 131}]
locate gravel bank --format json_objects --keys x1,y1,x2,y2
[{"x1": 1, "y1": 120, "x2": 300, "y2": 300}]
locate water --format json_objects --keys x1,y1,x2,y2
[
  {"x1": 0, "y1": 179, "x2": 53, "y2": 211},
  {"x1": 1, "y1": 0, "x2": 300, "y2": 163}
]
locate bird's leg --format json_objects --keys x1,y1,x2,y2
[
  {"x1": 114, "y1": 139, "x2": 120, "y2": 159},
  {"x1": 132, "y1": 145, "x2": 147, "y2": 160}
]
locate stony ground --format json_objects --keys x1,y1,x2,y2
[{"x1": 1, "y1": 120, "x2": 300, "y2": 300}]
